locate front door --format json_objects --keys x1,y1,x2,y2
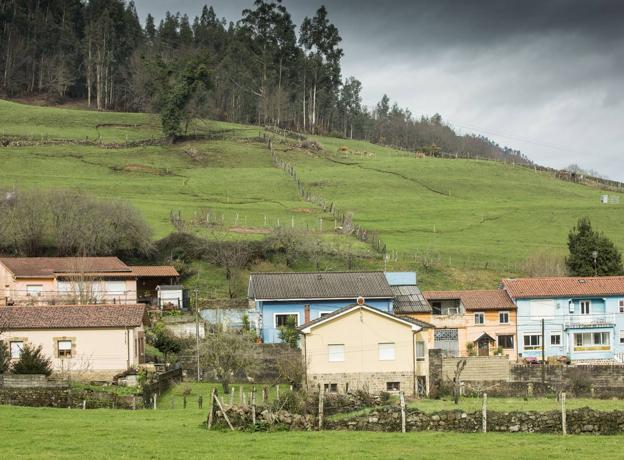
[{"x1": 477, "y1": 338, "x2": 490, "y2": 356}]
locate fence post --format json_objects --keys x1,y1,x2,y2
[
  {"x1": 153, "y1": 394, "x2": 157, "y2": 410},
  {"x1": 82, "y1": 400, "x2": 86, "y2": 410},
  {"x1": 198, "y1": 395, "x2": 203, "y2": 409},
  {"x1": 183, "y1": 395, "x2": 187, "y2": 409},
  {"x1": 276, "y1": 384, "x2": 280, "y2": 401},
  {"x1": 230, "y1": 387, "x2": 235, "y2": 406},
  {"x1": 318, "y1": 384, "x2": 324, "y2": 430},
  {"x1": 207, "y1": 388, "x2": 216, "y2": 430},
  {"x1": 482, "y1": 393, "x2": 487, "y2": 433},
  {"x1": 132, "y1": 395, "x2": 136, "y2": 410},
  {"x1": 239, "y1": 385, "x2": 243, "y2": 405},
  {"x1": 400, "y1": 391, "x2": 406, "y2": 433},
  {"x1": 561, "y1": 392, "x2": 567, "y2": 435},
  {"x1": 251, "y1": 386, "x2": 257, "y2": 427}
]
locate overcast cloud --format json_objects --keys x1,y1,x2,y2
[{"x1": 135, "y1": 0, "x2": 624, "y2": 180}]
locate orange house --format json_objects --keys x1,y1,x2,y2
[{"x1": 399, "y1": 289, "x2": 517, "y2": 360}]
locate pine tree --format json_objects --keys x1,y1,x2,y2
[{"x1": 566, "y1": 217, "x2": 624, "y2": 276}]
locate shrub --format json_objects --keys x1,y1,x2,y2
[
  {"x1": 11, "y1": 344, "x2": 53, "y2": 376},
  {"x1": 0, "y1": 341, "x2": 10, "y2": 374}
]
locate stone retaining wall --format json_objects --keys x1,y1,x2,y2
[
  {"x1": 443, "y1": 356, "x2": 510, "y2": 381},
  {"x1": 308, "y1": 372, "x2": 414, "y2": 395},
  {"x1": 0, "y1": 387, "x2": 142, "y2": 409}
]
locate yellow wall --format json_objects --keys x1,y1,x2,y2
[{"x1": 303, "y1": 308, "x2": 429, "y2": 376}]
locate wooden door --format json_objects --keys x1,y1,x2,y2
[{"x1": 477, "y1": 339, "x2": 489, "y2": 356}]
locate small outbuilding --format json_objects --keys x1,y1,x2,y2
[{"x1": 156, "y1": 285, "x2": 188, "y2": 310}]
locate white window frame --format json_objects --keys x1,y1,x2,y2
[
  {"x1": 328, "y1": 344, "x2": 345, "y2": 362},
  {"x1": 386, "y1": 381, "x2": 401, "y2": 391},
  {"x1": 523, "y1": 334, "x2": 542, "y2": 350},
  {"x1": 474, "y1": 312, "x2": 485, "y2": 325},
  {"x1": 26, "y1": 284, "x2": 43, "y2": 297},
  {"x1": 580, "y1": 300, "x2": 591, "y2": 315},
  {"x1": 499, "y1": 311, "x2": 509, "y2": 324},
  {"x1": 10, "y1": 341, "x2": 24, "y2": 359},
  {"x1": 378, "y1": 342, "x2": 396, "y2": 361},
  {"x1": 57, "y1": 339, "x2": 73, "y2": 358},
  {"x1": 273, "y1": 312, "x2": 300, "y2": 329},
  {"x1": 550, "y1": 334, "x2": 561, "y2": 346},
  {"x1": 415, "y1": 341, "x2": 426, "y2": 361},
  {"x1": 574, "y1": 332, "x2": 610, "y2": 351}
]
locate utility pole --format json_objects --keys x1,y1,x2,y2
[{"x1": 195, "y1": 288, "x2": 201, "y2": 382}]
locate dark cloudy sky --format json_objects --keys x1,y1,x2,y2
[{"x1": 135, "y1": 0, "x2": 624, "y2": 180}]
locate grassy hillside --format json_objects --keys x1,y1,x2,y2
[{"x1": 1, "y1": 99, "x2": 622, "y2": 291}]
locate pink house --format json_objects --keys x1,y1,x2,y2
[{"x1": 0, "y1": 257, "x2": 178, "y2": 307}]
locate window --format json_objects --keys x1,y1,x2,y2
[
  {"x1": 550, "y1": 334, "x2": 561, "y2": 346},
  {"x1": 620, "y1": 330, "x2": 624, "y2": 345},
  {"x1": 378, "y1": 342, "x2": 395, "y2": 361},
  {"x1": 497, "y1": 335, "x2": 514, "y2": 349},
  {"x1": 580, "y1": 300, "x2": 591, "y2": 315},
  {"x1": 26, "y1": 284, "x2": 43, "y2": 297},
  {"x1": 574, "y1": 332, "x2": 610, "y2": 350},
  {"x1": 275, "y1": 313, "x2": 298, "y2": 328},
  {"x1": 499, "y1": 311, "x2": 509, "y2": 324},
  {"x1": 57, "y1": 340, "x2": 72, "y2": 358},
  {"x1": 386, "y1": 382, "x2": 400, "y2": 391},
  {"x1": 10, "y1": 341, "x2": 24, "y2": 359},
  {"x1": 415, "y1": 341, "x2": 426, "y2": 361},
  {"x1": 324, "y1": 383, "x2": 338, "y2": 393},
  {"x1": 474, "y1": 312, "x2": 485, "y2": 325},
  {"x1": 328, "y1": 344, "x2": 345, "y2": 362},
  {"x1": 523, "y1": 334, "x2": 542, "y2": 350},
  {"x1": 620, "y1": 300, "x2": 624, "y2": 313}
]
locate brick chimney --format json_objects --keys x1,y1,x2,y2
[{"x1": 304, "y1": 304, "x2": 311, "y2": 323}]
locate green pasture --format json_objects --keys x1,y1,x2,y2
[{"x1": 1, "y1": 405, "x2": 623, "y2": 459}]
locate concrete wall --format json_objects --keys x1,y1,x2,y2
[
  {"x1": 442, "y1": 356, "x2": 511, "y2": 381},
  {"x1": 3, "y1": 326, "x2": 144, "y2": 380}
]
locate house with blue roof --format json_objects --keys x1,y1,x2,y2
[
  {"x1": 248, "y1": 271, "x2": 422, "y2": 343},
  {"x1": 502, "y1": 276, "x2": 624, "y2": 363}
]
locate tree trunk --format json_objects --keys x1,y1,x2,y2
[
  {"x1": 277, "y1": 56, "x2": 283, "y2": 126},
  {"x1": 86, "y1": 37, "x2": 92, "y2": 107},
  {"x1": 302, "y1": 72, "x2": 306, "y2": 131}
]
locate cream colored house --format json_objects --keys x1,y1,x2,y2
[
  {"x1": 299, "y1": 301, "x2": 434, "y2": 396},
  {"x1": 0, "y1": 304, "x2": 147, "y2": 380}
]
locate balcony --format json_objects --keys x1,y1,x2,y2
[{"x1": 563, "y1": 313, "x2": 615, "y2": 329}]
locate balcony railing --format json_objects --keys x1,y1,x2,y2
[
  {"x1": 563, "y1": 313, "x2": 615, "y2": 329},
  {"x1": 2, "y1": 290, "x2": 138, "y2": 306}
]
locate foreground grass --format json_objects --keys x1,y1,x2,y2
[{"x1": 2, "y1": 405, "x2": 624, "y2": 459}]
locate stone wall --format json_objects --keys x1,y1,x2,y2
[
  {"x1": 210, "y1": 404, "x2": 624, "y2": 435},
  {"x1": 443, "y1": 356, "x2": 510, "y2": 381},
  {"x1": 307, "y1": 371, "x2": 415, "y2": 396},
  {"x1": 0, "y1": 387, "x2": 142, "y2": 409}
]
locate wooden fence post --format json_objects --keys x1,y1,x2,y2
[
  {"x1": 276, "y1": 384, "x2": 280, "y2": 401},
  {"x1": 230, "y1": 388, "x2": 235, "y2": 406},
  {"x1": 207, "y1": 388, "x2": 216, "y2": 430},
  {"x1": 239, "y1": 385, "x2": 243, "y2": 405},
  {"x1": 318, "y1": 385, "x2": 324, "y2": 430},
  {"x1": 213, "y1": 393, "x2": 235, "y2": 431},
  {"x1": 183, "y1": 395, "x2": 187, "y2": 409},
  {"x1": 132, "y1": 395, "x2": 136, "y2": 410},
  {"x1": 482, "y1": 393, "x2": 487, "y2": 433},
  {"x1": 153, "y1": 394, "x2": 157, "y2": 410},
  {"x1": 252, "y1": 387, "x2": 257, "y2": 427},
  {"x1": 400, "y1": 391, "x2": 406, "y2": 433},
  {"x1": 263, "y1": 385, "x2": 269, "y2": 403},
  {"x1": 198, "y1": 395, "x2": 203, "y2": 409},
  {"x1": 82, "y1": 400, "x2": 86, "y2": 410},
  {"x1": 561, "y1": 392, "x2": 567, "y2": 436}
]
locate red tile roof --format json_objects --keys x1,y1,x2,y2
[
  {"x1": 0, "y1": 304, "x2": 147, "y2": 329},
  {"x1": 423, "y1": 289, "x2": 516, "y2": 310},
  {"x1": 502, "y1": 276, "x2": 624, "y2": 299},
  {"x1": 129, "y1": 266, "x2": 179, "y2": 277},
  {"x1": 0, "y1": 257, "x2": 130, "y2": 278}
]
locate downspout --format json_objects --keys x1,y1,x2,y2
[
  {"x1": 303, "y1": 334, "x2": 308, "y2": 389},
  {"x1": 412, "y1": 332, "x2": 416, "y2": 397},
  {"x1": 126, "y1": 327, "x2": 130, "y2": 369}
]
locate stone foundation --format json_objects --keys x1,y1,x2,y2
[{"x1": 307, "y1": 371, "x2": 424, "y2": 396}]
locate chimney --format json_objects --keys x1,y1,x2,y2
[{"x1": 304, "y1": 304, "x2": 311, "y2": 323}]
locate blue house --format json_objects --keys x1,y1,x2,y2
[
  {"x1": 248, "y1": 271, "x2": 397, "y2": 343},
  {"x1": 503, "y1": 276, "x2": 624, "y2": 362}
]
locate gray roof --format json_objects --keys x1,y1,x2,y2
[
  {"x1": 298, "y1": 303, "x2": 434, "y2": 331},
  {"x1": 391, "y1": 285, "x2": 431, "y2": 313},
  {"x1": 248, "y1": 271, "x2": 394, "y2": 300}
]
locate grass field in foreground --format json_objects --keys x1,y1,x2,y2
[{"x1": 1, "y1": 405, "x2": 623, "y2": 459}]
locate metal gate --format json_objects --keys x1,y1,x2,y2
[{"x1": 434, "y1": 328, "x2": 459, "y2": 357}]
